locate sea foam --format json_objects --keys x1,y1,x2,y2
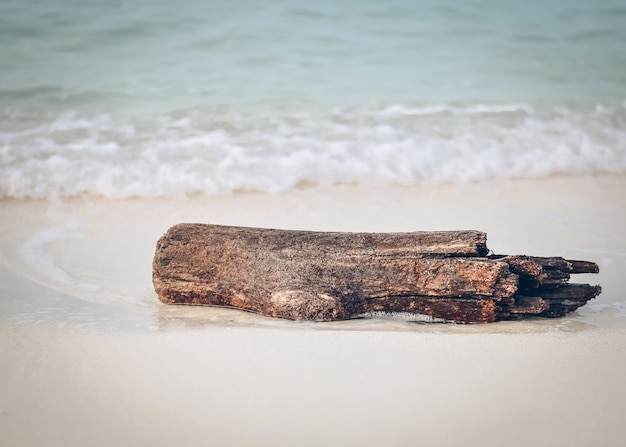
[{"x1": 1, "y1": 101, "x2": 625, "y2": 199}]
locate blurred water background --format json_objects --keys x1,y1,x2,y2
[{"x1": 1, "y1": 0, "x2": 625, "y2": 198}]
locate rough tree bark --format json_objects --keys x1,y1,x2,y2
[{"x1": 153, "y1": 224, "x2": 601, "y2": 323}]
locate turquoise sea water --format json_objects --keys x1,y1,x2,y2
[{"x1": 1, "y1": 0, "x2": 625, "y2": 198}]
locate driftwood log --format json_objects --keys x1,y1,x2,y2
[{"x1": 152, "y1": 224, "x2": 601, "y2": 323}]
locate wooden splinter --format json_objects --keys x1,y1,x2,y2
[{"x1": 153, "y1": 224, "x2": 601, "y2": 323}]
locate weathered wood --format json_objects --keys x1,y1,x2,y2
[
  {"x1": 506, "y1": 296, "x2": 550, "y2": 316},
  {"x1": 527, "y1": 256, "x2": 573, "y2": 271},
  {"x1": 491, "y1": 255, "x2": 600, "y2": 289},
  {"x1": 530, "y1": 284, "x2": 602, "y2": 302},
  {"x1": 157, "y1": 224, "x2": 489, "y2": 256},
  {"x1": 153, "y1": 224, "x2": 512, "y2": 321},
  {"x1": 501, "y1": 282, "x2": 601, "y2": 319},
  {"x1": 153, "y1": 224, "x2": 600, "y2": 323},
  {"x1": 352, "y1": 297, "x2": 500, "y2": 324},
  {"x1": 568, "y1": 260, "x2": 600, "y2": 274},
  {"x1": 492, "y1": 255, "x2": 543, "y2": 277}
]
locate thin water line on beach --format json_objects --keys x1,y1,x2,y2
[{"x1": 19, "y1": 218, "x2": 84, "y2": 284}]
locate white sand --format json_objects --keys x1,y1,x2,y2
[{"x1": 1, "y1": 174, "x2": 625, "y2": 446}]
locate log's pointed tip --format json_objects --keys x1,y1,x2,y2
[{"x1": 567, "y1": 259, "x2": 600, "y2": 274}]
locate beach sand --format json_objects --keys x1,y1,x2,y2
[{"x1": 1, "y1": 174, "x2": 625, "y2": 446}]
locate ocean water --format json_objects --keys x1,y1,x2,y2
[{"x1": 1, "y1": 0, "x2": 626, "y2": 199}]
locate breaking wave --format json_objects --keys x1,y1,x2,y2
[{"x1": 1, "y1": 100, "x2": 625, "y2": 199}]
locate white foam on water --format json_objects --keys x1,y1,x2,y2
[{"x1": 1, "y1": 101, "x2": 625, "y2": 199}]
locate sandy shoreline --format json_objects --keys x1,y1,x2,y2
[
  {"x1": 2, "y1": 322, "x2": 625, "y2": 447},
  {"x1": 1, "y1": 174, "x2": 625, "y2": 446}
]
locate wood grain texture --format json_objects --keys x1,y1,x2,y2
[{"x1": 153, "y1": 224, "x2": 600, "y2": 323}]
